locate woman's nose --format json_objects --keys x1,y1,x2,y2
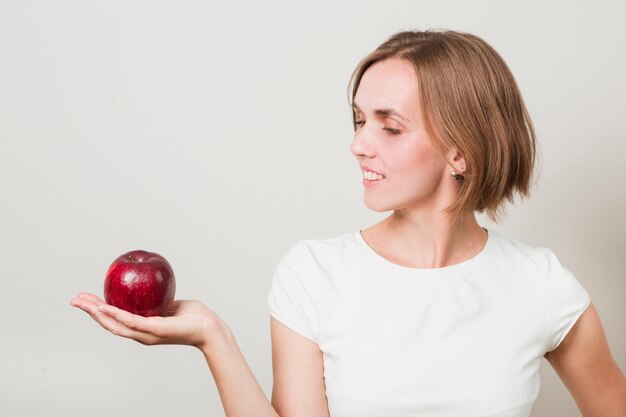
[{"x1": 349, "y1": 127, "x2": 376, "y2": 158}]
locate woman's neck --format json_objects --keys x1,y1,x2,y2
[{"x1": 365, "y1": 210, "x2": 487, "y2": 269}]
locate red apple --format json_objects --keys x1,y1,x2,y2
[{"x1": 104, "y1": 250, "x2": 176, "y2": 317}]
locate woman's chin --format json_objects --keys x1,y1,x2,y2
[{"x1": 363, "y1": 198, "x2": 396, "y2": 213}]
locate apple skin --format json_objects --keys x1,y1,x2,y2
[{"x1": 104, "y1": 250, "x2": 176, "y2": 317}]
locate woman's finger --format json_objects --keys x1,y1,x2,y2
[
  {"x1": 72, "y1": 293, "x2": 160, "y2": 337},
  {"x1": 72, "y1": 296, "x2": 128, "y2": 334},
  {"x1": 76, "y1": 292, "x2": 106, "y2": 306},
  {"x1": 166, "y1": 300, "x2": 182, "y2": 316},
  {"x1": 71, "y1": 296, "x2": 158, "y2": 345},
  {"x1": 98, "y1": 303, "x2": 210, "y2": 347},
  {"x1": 98, "y1": 304, "x2": 166, "y2": 338}
]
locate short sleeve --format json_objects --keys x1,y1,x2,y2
[
  {"x1": 267, "y1": 243, "x2": 318, "y2": 343},
  {"x1": 544, "y1": 248, "x2": 591, "y2": 353}
]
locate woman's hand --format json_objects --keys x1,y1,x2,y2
[{"x1": 70, "y1": 293, "x2": 225, "y2": 350}]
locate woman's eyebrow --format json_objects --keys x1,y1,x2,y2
[{"x1": 352, "y1": 102, "x2": 412, "y2": 124}]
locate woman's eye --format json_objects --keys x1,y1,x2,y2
[
  {"x1": 353, "y1": 119, "x2": 402, "y2": 136},
  {"x1": 384, "y1": 127, "x2": 402, "y2": 135}
]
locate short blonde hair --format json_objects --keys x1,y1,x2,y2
[{"x1": 348, "y1": 30, "x2": 539, "y2": 223}]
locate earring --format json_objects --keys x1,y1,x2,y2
[{"x1": 451, "y1": 170, "x2": 462, "y2": 181}]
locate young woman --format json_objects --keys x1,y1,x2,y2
[{"x1": 71, "y1": 30, "x2": 626, "y2": 417}]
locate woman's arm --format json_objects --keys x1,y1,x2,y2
[
  {"x1": 71, "y1": 293, "x2": 280, "y2": 417},
  {"x1": 545, "y1": 302, "x2": 626, "y2": 417},
  {"x1": 269, "y1": 317, "x2": 330, "y2": 417},
  {"x1": 201, "y1": 317, "x2": 331, "y2": 417},
  {"x1": 201, "y1": 318, "x2": 280, "y2": 417}
]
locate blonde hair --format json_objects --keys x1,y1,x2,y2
[{"x1": 348, "y1": 29, "x2": 540, "y2": 223}]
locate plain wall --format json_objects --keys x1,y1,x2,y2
[{"x1": 1, "y1": 0, "x2": 624, "y2": 415}]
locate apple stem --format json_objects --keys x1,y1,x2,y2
[{"x1": 128, "y1": 254, "x2": 136, "y2": 261}]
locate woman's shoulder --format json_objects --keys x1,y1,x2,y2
[
  {"x1": 487, "y1": 228, "x2": 560, "y2": 270},
  {"x1": 298, "y1": 230, "x2": 359, "y2": 247},
  {"x1": 279, "y1": 230, "x2": 360, "y2": 264}
]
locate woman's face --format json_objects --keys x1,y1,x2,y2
[{"x1": 349, "y1": 58, "x2": 453, "y2": 213}]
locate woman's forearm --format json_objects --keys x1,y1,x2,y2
[{"x1": 201, "y1": 322, "x2": 279, "y2": 417}]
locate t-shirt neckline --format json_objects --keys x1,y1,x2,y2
[{"x1": 354, "y1": 227, "x2": 493, "y2": 274}]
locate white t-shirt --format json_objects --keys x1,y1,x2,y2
[{"x1": 267, "y1": 227, "x2": 591, "y2": 417}]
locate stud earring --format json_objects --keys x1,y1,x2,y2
[{"x1": 451, "y1": 170, "x2": 462, "y2": 181}]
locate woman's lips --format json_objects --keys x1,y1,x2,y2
[{"x1": 360, "y1": 165, "x2": 385, "y2": 186}]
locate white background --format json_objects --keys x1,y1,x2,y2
[{"x1": 1, "y1": 0, "x2": 624, "y2": 415}]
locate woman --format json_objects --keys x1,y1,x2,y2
[{"x1": 71, "y1": 30, "x2": 626, "y2": 417}]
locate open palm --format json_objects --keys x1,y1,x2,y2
[{"x1": 71, "y1": 293, "x2": 222, "y2": 349}]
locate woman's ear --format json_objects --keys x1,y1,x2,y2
[{"x1": 446, "y1": 147, "x2": 466, "y2": 174}]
